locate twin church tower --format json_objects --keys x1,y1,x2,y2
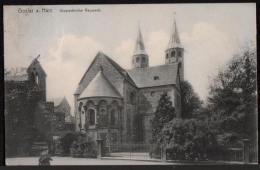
[{"x1": 132, "y1": 17, "x2": 184, "y2": 81}]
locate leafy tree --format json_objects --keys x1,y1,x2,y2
[
  {"x1": 207, "y1": 44, "x2": 257, "y2": 144},
  {"x1": 151, "y1": 93, "x2": 175, "y2": 144},
  {"x1": 162, "y1": 118, "x2": 223, "y2": 160},
  {"x1": 180, "y1": 81, "x2": 202, "y2": 118}
]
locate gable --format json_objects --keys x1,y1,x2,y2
[
  {"x1": 79, "y1": 71, "x2": 122, "y2": 99},
  {"x1": 27, "y1": 59, "x2": 47, "y2": 77},
  {"x1": 74, "y1": 52, "x2": 131, "y2": 96}
]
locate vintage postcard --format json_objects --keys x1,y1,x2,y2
[{"x1": 4, "y1": 4, "x2": 257, "y2": 165}]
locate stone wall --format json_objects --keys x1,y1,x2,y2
[
  {"x1": 122, "y1": 80, "x2": 138, "y2": 143},
  {"x1": 138, "y1": 85, "x2": 179, "y2": 144}
]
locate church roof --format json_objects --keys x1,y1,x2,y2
[
  {"x1": 127, "y1": 64, "x2": 179, "y2": 88},
  {"x1": 27, "y1": 57, "x2": 47, "y2": 77},
  {"x1": 78, "y1": 70, "x2": 122, "y2": 99},
  {"x1": 167, "y1": 17, "x2": 182, "y2": 49},
  {"x1": 74, "y1": 52, "x2": 136, "y2": 95},
  {"x1": 133, "y1": 25, "x2": 147, "y2": 56}
]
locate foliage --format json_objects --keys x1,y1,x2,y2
[
  {"x1": 151, "y1": 93, "x2": 175, "y2": 144},
  {"x1": 207, "y1": 44, "x2": 257, "y2": 144},
  {"x1": 60, "y1": 133, "x2": 78, "y2": 155},
  {"x1": 70, "y1": 133, "x2": 97, "y2": 158},
  {"x1": 180, "y1": 81, "x2": 202, "y2": 118},
  {"x1": 162, "y1": 118, "x2": 224, "y2": 160}
]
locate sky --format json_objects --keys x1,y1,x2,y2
[{"x1": 4, "y1": 4, "x2": 256, "y2": 115}]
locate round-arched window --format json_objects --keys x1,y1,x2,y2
[
  {"x1": 178, "y1": 51, "x2": 182, "y2": 57},
  {"x1": 88, "y1": 109, "x2": 95, "y2": 126},
  {"x1": 171, "y1": 51, "x2": 176, "y2": 58},
  {"x1": 142, "y1": 57, "x2": 145, "y2": 63},
  {"x1": 130, "y1": 92, "x2": 136, "y2": 104},
  {"x1": 110, "y1": 109, "x2": 116, "y2": 125}
]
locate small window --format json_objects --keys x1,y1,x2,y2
[
  {"x1": 178, "y1": 51, "x2": 182, "y2": 57},
  {"x1": 150, "y1": 91, "x2": 155, "y2": 96},
  {"x1": 166, "y1": 54, "x2": 169, "y2": 59},
  {"x1": 142, "y1": 57, "x2": 145, "y2": 63},
  {"x1": 171, "y1": 51, "x2": 176, "y2": 58},
  {"x1": 110, "y1": 109, "x2": 116, "y2": 125},
  {"x1": 89, "y1": 109, "x2": 95, "y2": 125},
  {"x1": 154, "y1": 76, "x2": 159, "y2": 80},
  {"x1": 136, "y1": 57, "x2": 139, "y2": 62},
  {"x1": 130, "y1": 92, "x2": 136, "y2": 104}
]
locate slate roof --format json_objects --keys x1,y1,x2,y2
[
  {"x1": 5, "y1": 67, "x2": 29, "y2": 81},
  {"x1": 78, "y1": 70, "x2": 122, "y2": 99},
  {"x1": 127, "y1": 64, "x2": 179, "y2": 88},
  {"x1": 74, "y1": 52, "x2": 136, "y2": 95}
]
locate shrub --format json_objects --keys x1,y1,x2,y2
[
  {"x1": 60, "y1": 132, "x2": 78, "y2": 156},
  {"x1": 162, "y1": 118, "x2": 223, "y2": 161},
  {"x1": 70, "y1": 133, "x2": 97, "y2": 158}
]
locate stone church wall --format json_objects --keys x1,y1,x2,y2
[
  {"x1": 138, "y1": 85, "x2": 178, "y2": 143},
  {"x1": 122, "y1": 80, "x2": 138, "y2": 143}
]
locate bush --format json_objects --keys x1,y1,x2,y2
[
  {"x1": 60, "y1": 133, "x2": 78, "y2": 156},
  {"x1": 70, "y1": 133, "x2": 97, "y2": 158},
  {"x1": 162, "y1": 118, "x2": 223, "y2": 161}
]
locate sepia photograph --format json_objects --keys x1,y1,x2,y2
[{"x1": 3, "y1": 3, "x2": 257, "y2": 165}]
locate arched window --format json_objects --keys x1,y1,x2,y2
[
  {"x1": 178, "y1": 51, "x2": 182, "y2": 57},
  {"x1": 35, "y1": 73, "x2": 39, "y2": 85},
  {"x1": 110, "y1": 109, "x2": 116, "y2": 125},
  {"x1": 88, "y1": 109, "x2": 95, "y2": 126},
  {"x1": 130, "y1": 92, "x2": 136, "y2": 104},
  {"x1": 142, "y1": 57, "x2": 145, "y2": 63},
  {"x1": 100, "y1": 108, "x2": 108, "y2": 126},
  {"x1": 171, "y1": 51, "x2": 176, "y2": 58}
]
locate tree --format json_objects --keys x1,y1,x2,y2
[
  {"x1": 162, "y1": 118, "x2": 222, "y2": 160},
  {"x1": 151, "y1": 93, "x2": 175, "y2": 144},
  {"x1": 180, "y1": 81, "x2": 202, "y2": 118},
  {"x1": 207, "y1": 44, "x2": 257, "y2": 144}
]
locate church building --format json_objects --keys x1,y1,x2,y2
[{"x1": 74, "y1": 18, "x2": 184, "y2": 145}]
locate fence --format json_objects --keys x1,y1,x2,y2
[
  {"x1": 225, "y1": 140, "x2": 257, "y2": 163},
  {"x1": 98, "y1": 140, "x2": 257, "y2": 163},
  {"x1": 103, "y1": 143, "x2": 160, "y2": 160}
]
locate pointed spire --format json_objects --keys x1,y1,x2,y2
[
  {"x1": 167, "y1": 14, "x2": 182, "y2": 49},
  {"x1": 133, "y1": 23, "x2": 147, "y2": 55}
]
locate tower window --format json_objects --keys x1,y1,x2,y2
[
  {"x1": 35, "y1": 73, "x2": 39, "y2": 85},
  {"x1": 142, "y1": 57, "x2": 145, "y2": 63},
  {"x1": 136, "y1": 57, "x2": 139, "y2": 62},
  {"x1": 178, "y1": 51, "x2": 182, "y2": 57},
  {"x1": 154, "y1": 76, "x2": 159, "y2": 80},
  {"x1": 171, "y1": 51, "x2": 176, "y2": 58}
]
